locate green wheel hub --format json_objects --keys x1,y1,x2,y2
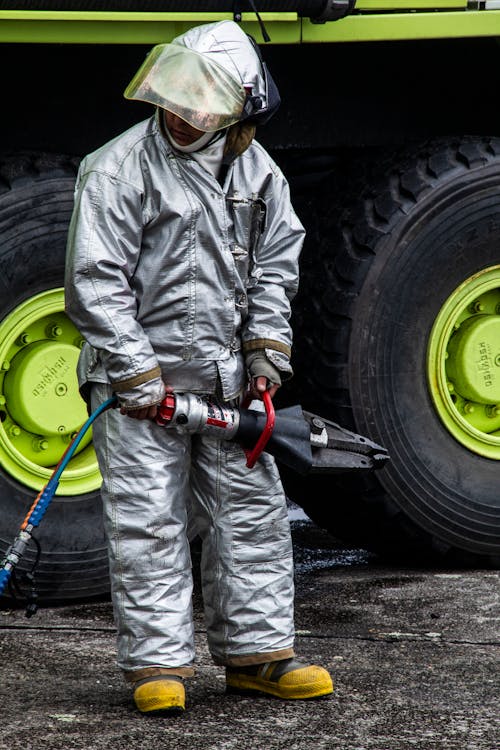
[
  {"x1": 427, "y1": 266, "x2": 500, "y2": 459},
  {"x1": 0, "y1": 289, "x2": 101, "y2": 494}
]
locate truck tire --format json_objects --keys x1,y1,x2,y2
[
  {"x1": 0, "y1": 153, "x2": 109, "y2": 601},
  {"x1": 288, "y1": 137, "x2": 500, "y2": 566}
]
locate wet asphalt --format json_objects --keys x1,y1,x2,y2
[{"x1": 0, "y1": 518, "x2": 498, "y2": 750}]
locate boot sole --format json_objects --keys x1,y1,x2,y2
[
  {"x1": 226, "y1": 676, "x2": 334, "y2": 700},
  {"x1": 139, "y1": 706, "x2": 185, "y2": 717}
]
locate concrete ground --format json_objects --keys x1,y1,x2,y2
[{"x1": 0, "y1": 520, "x2": 498, "y2": 750}]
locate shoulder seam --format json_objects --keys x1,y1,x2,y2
[{"x1": 79, "y1": 127, "x2": 158, "y2": 190}]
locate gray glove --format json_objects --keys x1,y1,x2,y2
[{"x1": 245, "y1": 350, "x2": 282, "y2": 386}]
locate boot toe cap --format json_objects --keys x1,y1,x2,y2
[{"x1": 133, "y1": 678, "x2": 185, "y2": 714}]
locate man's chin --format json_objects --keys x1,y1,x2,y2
[{"x1": 172, "y1": 131, "x2": 195, "y2": 146}]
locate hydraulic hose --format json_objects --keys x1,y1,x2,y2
[{"x1": 0, "y1": 396, "x2": 117, "y2": 598}]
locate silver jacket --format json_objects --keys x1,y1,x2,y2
[{"x1": 65, "y1": 112, "x2": 304, "y2": 404}]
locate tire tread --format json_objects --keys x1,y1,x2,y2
[{"x1": 286, "y1": 137, "x2": 500, "y2": 566}]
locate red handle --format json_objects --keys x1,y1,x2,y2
[{"x1": 242, "y1": 390, "x2": 275, "y2": 469}]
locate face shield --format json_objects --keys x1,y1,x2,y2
[{"x1": 124, "y1": 43, "x2": 247, "y2": 132}]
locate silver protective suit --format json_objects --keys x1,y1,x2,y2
[
  {"x1": 90, "y1": 382, "x2": 295, "y2": 671},
  {"x1": 65, "y1": 21, "x2": 305, "y2": 676}
]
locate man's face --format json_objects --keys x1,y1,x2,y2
[{"x1": 164, "y1": 111, "x2": 206, "y2": 146}]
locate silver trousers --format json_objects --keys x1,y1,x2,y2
[{"x1": 91, "y1": 384, "x2": 295, "y2": 675}]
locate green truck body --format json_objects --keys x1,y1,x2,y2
[
  {"x1": 1, "y1": 4, "x2": 500, "y2": 44},
  {"x1": 0, "y1": 2, "x2": 499, "y2": 600}
]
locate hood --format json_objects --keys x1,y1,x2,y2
[
  {"x1": 124, "y1": 20, "x2": 279, "y2": 130},
  {"x1": 173, "y1": 20, "x2": 266, "y2": 107}
]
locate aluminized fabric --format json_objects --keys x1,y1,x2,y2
[
  {"x1": 65, "y1": 112, "x2": 304, "y2": 403},
  {"x1": 91, "y1": 383, "x2": 295, "y2": 671},
  {"x1": 124, "y1": 43, "x2": 246, "y2": 132},
  {"x1": 65, "y1": 18, "x2": 303, "y2": 672},
  {"x1": 175, "y1": 21, "x2": 267, "y2": 110}
]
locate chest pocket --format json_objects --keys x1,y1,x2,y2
[{"x1": 226, "y1": 193, "x2": 267, "y2": 288}]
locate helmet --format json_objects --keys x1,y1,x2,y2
[{"x1": 124, "y1": 20, "x2": 280, "y2": 132}]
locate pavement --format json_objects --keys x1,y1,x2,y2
[{"x1": 0, "y1": 519, "x2": 498, "y2": 750}]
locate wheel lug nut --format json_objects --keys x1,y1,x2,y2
[
  {"x1": 9, "y1": 425, "x2": 21, "y2": 437},
  {"x1": 464, "y1": 402, "x2": 475, "y2": 414},
  {"x1": 32, "y1": 438, "x2": 49, "y2": 451},
  {"x1": 62, "y1": 431, "x2": 78, "y2": 444},
  {"x1": 1, "y1": 360, "x2": 10, "y2": 371},
  {"x1": 17, "y1": 332, "x2": 31, "y2": 345},
  {"x1": 486, "y1": 405, "x2": 500, "y2": 418},
  {"x1": 48, "y1": 325, "x2": 63, "y2": 338}
]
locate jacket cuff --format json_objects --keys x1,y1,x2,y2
[
  {"x1": 242, "y1": 339, "x2": 291, "y2": 358},
  {"x1": 115, "y1": 376, "x2": 165, "y2": 410},
  {"x1": 265, "y1": 348, "x2": 293, "y2": 381},
  {"x1": 111, "y1": 366, "x2": 162, "y2": 392}
]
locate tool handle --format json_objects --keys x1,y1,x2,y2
[{"x1": 242, "y1": 390, "x2": 275, "y2": 468}]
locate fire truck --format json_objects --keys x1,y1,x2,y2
[{"x1": 0, "y1": 2, "x2": 499, "y2": 599}]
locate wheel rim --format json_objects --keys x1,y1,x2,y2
[
  {"x1": 427, "y1": 265, "x2": 500, "y2": 460},
  {"x1": 0, "y1": 289, "x2": 101, "y2": 494}
]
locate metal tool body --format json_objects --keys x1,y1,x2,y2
[{"x1": 155, "y1": 392, "x2": 388, "y2": 474}]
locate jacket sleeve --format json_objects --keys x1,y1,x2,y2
[
  {"x1": 241, "y1": 162, "x2": 305, "y2": 372},
  {"x1": 65, "y1": 167, "x2": 162, "y2": 396}
]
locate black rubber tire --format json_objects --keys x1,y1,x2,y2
[
  {"x1": 286, "y1": 137, "x2": 500, "y2": 567},
  {"x1": 0, "y1": 153, "x2": 109, "y2": 602}
]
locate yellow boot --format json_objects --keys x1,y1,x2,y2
[
  {"x1": 133, "y1": 675, "x2": 185, "y2": 715},
  {"x1": 226, "y1": 658, "x2": 333, "y2": 700}
]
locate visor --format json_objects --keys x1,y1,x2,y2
[{"x1": 124, "y1": 43, "x2": 247, "y2": 132}]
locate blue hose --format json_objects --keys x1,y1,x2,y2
[
  {"x1": 27, "y1": 396, "x2": 117, "y2": 527},
  {"x1": 0, "y1": 396, "x2": 117, "y2": 597}
]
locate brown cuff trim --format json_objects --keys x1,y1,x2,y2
[
  {"x1": 242, "y1": 340, "x2": 291, "y2": 358},
  {"x1": 120, "y1": 398, "x2": 163, "y2": 412},
  {"x1": 112, "y1": 366, "x2": 162, "y2": 392},
  {"x1": 218, "y1": 647, "x2": 295, "y2": 668},
  {"x1": 123, "y1": 666, "x2": 195, "y2": 684}
]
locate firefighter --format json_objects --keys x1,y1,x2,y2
[{"x1": 65, "y1": 20, "x2": 333, "y2": 714}]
